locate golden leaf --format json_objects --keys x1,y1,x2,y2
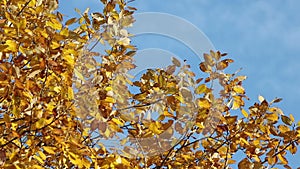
[
  {"x1": 60, "y1": 28, "x2": 69, "y2": 37},
  {"x1": 46, "y1": 18, "x2": 62, "y2": 30},
  {"x1": 277, "y1": 153, "x2": 288, "y2": 165},
  {"x1": 74, "y1": 68, "x2": 85, "y2": 81},
  {"x1": 68, "y1": 86, "x2": 74, "y2": 100},
  {"x1": 233, "y1": 85, "x2": 245, "y2": 94},
  {"x1": 266, "y1": 113, "x2": 278, "y2": 122},
  {"x1": 195, "y1": 84, "x2": 207, "y2": 94},
  {"x1": 240, "y1": 138, "x2": 249, "y2": 145},
  {"x1": 149, "y1": 121, "x2": 163, "y2": 135},
  {"x1": 43, "y1": 146, "x2": 56, "y2": 155},
  {"x1": 34, "y1": 154, "x2": 44, "y2": 164},
  {"x1": 241, "y1": 109, "x2": 248, "y2": 118},
  {"x1": 65, "y1": 17, "x2": 77, "y2": 26},
  {"x1": 38, "y1": 151, "x2": 47, "y2": 160},
  {"x1": 198, "y1": 98, "x2": 211, "y2": 109},
  {"x1": 4, "y1": 40, "x2": 17, "y2": 52}
]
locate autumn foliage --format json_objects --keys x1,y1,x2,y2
[{"x1": 0, "y1": 0, "x2": 299, "y2": 168}]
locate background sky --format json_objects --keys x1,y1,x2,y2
[{"x1": 60, "y1": 0, "x2": 300, "y2": 167}]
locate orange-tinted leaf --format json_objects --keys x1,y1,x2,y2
[
  {"x1": 65, "y1": 17, "x2": 77, "y2": 26},
  {"x1": 238, "y1": 158, "x2": 252, "y2": 169}
]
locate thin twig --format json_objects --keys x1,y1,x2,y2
[
  {"x1": 261, "y1": 137, "x2": 300, "y2": 164},
  {"x1": 8, "y1": 0, "x2": 32, "y2": 27}
]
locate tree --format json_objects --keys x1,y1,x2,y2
[{"x1": 0, "y1": 0, "x2": 299, "y2": 168}]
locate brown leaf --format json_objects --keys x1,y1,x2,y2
[
  {"x1": 238, "y1": 158, "x2": 252, "y2": 169},
  {"x1": 0, "y1": 149, "x2": 6, "y2": 166},
  {"x1": 91, "y1": 119, "x2": 99, "y2": 131},
  {"x1": 281, "y1": 115, "x2": 293, "y2": 126}
]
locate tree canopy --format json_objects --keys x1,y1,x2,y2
[{"x1": 0, "y1": 0, "x2": 299, "y2": 168}]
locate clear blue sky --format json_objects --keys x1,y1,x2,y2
[{"x1": 60, "y1": 0, "x2": 300, "y2": 167}]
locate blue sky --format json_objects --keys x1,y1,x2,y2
[
  {"x1": 60, "y1": 0, "x2": 300, "y2": 167},
  {"x1": 129, "y1": 0, "x2": 300, "y2": 119}
]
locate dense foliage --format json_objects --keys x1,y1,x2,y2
[{"x1": 0, "y1": 0, "x2": 299, "y2": 168}]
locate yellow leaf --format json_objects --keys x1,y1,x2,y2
[
  {"x1": 4, "y1": 40, "x2": 17, "y2": 52},
  {"x1": 240, "y1": 138, "x2": 249, "y2": 145},
  {"x1": 46, "y1": 18, "x2": 62, "y2": 30},
  {"x1": 112, "y1": 118, "x2": 123, "y2": 125},
  {"x1": 63, "y1": 54, "x2": 74, "y2": 66},
  {"x1": 268, "y1": 107, "x2": 284, "y2": 115},
  {"x1": 105, "y1": 97, "x2": 115, "y2": 103},
  {"x1": 278, "y1": 125, "x2": 290, "y2": 133},
  {"x1": 289, "y1": 114, "x2": 295, "y2": 123},
  {"x1": 198, "y1": 98, "x2": 211, "y2": 109},
  {"x1": 241, "y1": 109, "x2": 248, "y2": 118},
  {"x1": 69, "y1": 154, "x2": 82, "y2": 167},
  {"x1": 252, "y1": 139, "x2": 260, "y2": 147},
  {"x1": 82, "y1": 158, "x2": 91, "y2": 168},
  {"x1": 53, "y1": 86, "x2": 61, "y2": 93},
  {"x1": 39, "y1": 28, "x2": 48, "y2": 38},
  {"x1": 20, "y1": 17, "x2": 27, "y2": 29},
  {"x1": 50, "y1": 41, "x2": 60, "y2": 49},
  {"x1": 233, "y1": 85, "x2": 245, "y2": 94},
  {"x1": 74, "y1": 68, "x2": 85, "y2": 81},
  {"x1": 133, "y1": 92, "x2": 148, "y2": 101},
  {"x1": 163, "y1": 111, "x2": 174, "y2": 118},
  {"x1": 195, "y1": 84, "x2": 207, "y2": 94},
  {"x1": 32, "y1": 165, "x2": 44, "y2": 169},
  {"x1": 266, "y1": 113, "x2": 278, "y2": 122},
  {"x1": 232, "y1": 96, "x2": 244, "y2": 110},
  {"x1": 277, "y1": 153, "x2": 288, "y2": 165},
  {"x1": 38, "y1": 151, "x2": 47, "y2": 160},
  {"x1": 68, "y1": 87, "x2": 74, "y2": 100},
  {"x1": 35, "y1": 118, "x2": 45, "y2": 129},
  {"x1": 34, "y1": 154, "x2": 44, "y2": 164},
  {"x1": 149, "y1": 121, "x2": 162, "y2": 135},
  {"x1": 43, "y1": 146, "x2": 56, "y2": 155},
  {"x1": 121, "y1": 158, "x2": 131, "y2": 166},
  {"x1": 60, "y1": 28, "x2": 69, "y2": 37},
  {"x1": 105, "y1": 86, "x2": 113, "y2": 91}
]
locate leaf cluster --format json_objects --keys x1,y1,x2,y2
[{"x1": 0, "y1": 0, "x2": 299, "y2": 169}]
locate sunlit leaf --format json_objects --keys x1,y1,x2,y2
[
  {"x1": 43, "y1": 146, "x2": 56, "y2": 155},
  {"x1": 198, "y1": 98, "x2": 210, "y2": 109},
  {"x1": 46, "y1": 18, "x2": 62, "y2": 30},
  {"x1": 258, "y1": 95, "x2": 265, "y2": 103},
  {"x1": 241, "y1": 109, "x2": 248, "y2": 118},
  {"x1": 195, "y1": 84, "x2": 207, "y2": 94}
]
